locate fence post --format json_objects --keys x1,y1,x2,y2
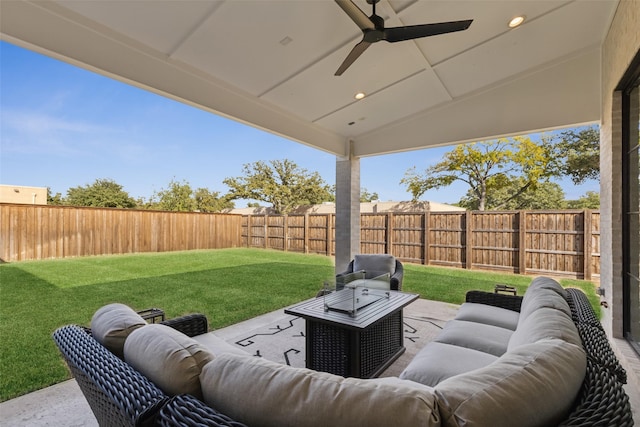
[
  {"x1": 423, "y1": 211, "x2": 430, "y2": 265},
  {"x1": 264, "y1": 215, "x2": 269, "y2": 249},
  {"x1": 519, "y1": 211, "x2": 527, "y2": 275},
  {"x1": 304, "y1": 214, "x2": 309, "y2": 254},
  {"x1": 283, "y1": 214, "x2": 289, "y2": 252},
  {"x1": 583, "y1": 210, "x2": 592, "y2": 281},
  {"x1": 327, "y1": 214, "x2": 333, "y2": 256},
  {"x1": 246, "y1": 215, "x2": 251, "y2": 248},
  {"x1": 465, "y1": 211, "x2": 473, "y2": 269},
  {"x1": 386, "y1": 212, "x2": 393, "y2": 254}
]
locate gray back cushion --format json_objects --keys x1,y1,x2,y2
[
  {"x1": 435, "y1": 339, "x2": 586, "y2": 427},
  {"x1": 124, "y1": 324, "x2": 214, "y2": 399},
  {"x1": 353, "y1": 254, "x2": 396, "y2": 275},
  {"x1": 91, "y1": 303, "x2": 146, "y2": 359},
  {"x1": 509, "y1": 307, "x2": 582, "y2": 350},
  {"x1": 201, "y1": 353, "x2": 440, "y2": 427}
]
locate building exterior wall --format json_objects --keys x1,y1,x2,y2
[
  {"x1": 600, "y1": 0, "x2": 640, "y2": 408},
  {"x1": 0, "y1": 185, "x2": 47, "y2": 205},
  {"x1": 601, "y1": 0, "x2": 640, "y2": 337}
]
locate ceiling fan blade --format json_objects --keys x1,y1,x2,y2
[
  {"x1": 335, "y1": 0, "x2": 375, "y2": 31},
  {"x1": 384, "y1": 20, "x2": 473, "y2": 42},
  {"x1": 335, "y1": 40, "x2": 372, "y2": 76}
]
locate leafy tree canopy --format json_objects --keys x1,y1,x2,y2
[
  {"x1": 194, "y1": 187, "x2": 234, "y2": 212},
  {"x1": 566, "y1": 191, "x2": 600, "y2": 209},
  {"x1": 553, "y1": 126, "x2": 600, "y2": 184},
  {"x1": 401, "y1": 137, "x2": 558, "y2": 210},
  {"x1": 458, "y1": 177, "x2": 566, "y2": 210},
  {"x1": 223, "y1": 159, "x2": 333, "y2": 214},
  {"x1": 65, "y1": 178, "x2": 137, "y2": 208}
]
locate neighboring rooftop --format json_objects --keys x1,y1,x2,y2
[
  {"x1": 0, "y1": 185, "x2": 47, "y2": 205},
  {"x1": 225, "y1": 201, "x2": 465, "y2": 215}
]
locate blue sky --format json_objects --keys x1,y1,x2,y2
[{"x1": 1, "y1": 41, "x2": 598, "y2": 206}]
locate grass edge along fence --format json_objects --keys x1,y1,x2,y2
[
  {"x1": 242, "y1": 210, "x2": 600, "y2": 281},
  {"x1": 1, "y1": 204, "x2": 599, "y2": 280}
]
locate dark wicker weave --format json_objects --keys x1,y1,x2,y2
[
  {"x1": 576, "y1": 323, "x2": 627, "y2": 383},
  {"x1": 308, "y1": 310, "x2": 404, "y2": 378},
  {"x1": 53, "y1": 325, "x2": 167, "y2": 427},
  {"x1": 465, "y1": 290, "x2": 523, "y2": 312},
  {"x1": 560, "y1": 359, "x2": 633, "y2": 427},
  {"x1": 158, "y1": 394, "x2": 247, "y2": 427},
  {"x1": 161, "y1": 313, "x2": 208, "y2": 337},
  {"x1": 565, "y1": 287, "x2": 601, "y2": 326},
  {"x1": 561, "y1": 289, "x2": 633, "y2": 427},
  {"x1": 53, "y1": 313, "x2": 210, "y2": 426}
]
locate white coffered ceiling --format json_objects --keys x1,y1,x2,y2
[{"x1": 1, "y1": 0, "x2": 618, "y2": 158}]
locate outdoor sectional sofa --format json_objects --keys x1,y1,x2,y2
[{"x1": 53, "y1": 276, "x2": 633, "y2": 427}]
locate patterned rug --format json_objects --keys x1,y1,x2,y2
[{"x1": 225, "y1": 312, "x2": 447, "y2": 377}]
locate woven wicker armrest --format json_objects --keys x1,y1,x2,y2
[
  {"x1": 465, "y1": 290, "x2": 523, "y2": 312},
  {"x1": 560, "y1": 359, "x2": 633, "y2": 427},
  {"x1": 565, "y1": 288, "x2": 601, "y2": 326},
  {"x1": 52, "y1": 325, "x2": 167, "y2": 427},
  {"x1": 158, "y1": 394, "x2": 248, "y2": 427},
  {"x1": 161, "y1": 313, "x2": 208, "y2": 337}
]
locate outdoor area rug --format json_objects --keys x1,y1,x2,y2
[{"x1": 222, "y1": 298, "x2": 457, "y2": 376}]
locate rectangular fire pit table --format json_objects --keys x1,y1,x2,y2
[{"x1": 285, "y1": 289, "x2": 419, "y2": 378}]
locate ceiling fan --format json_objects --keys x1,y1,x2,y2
[{"x1": 335, "y1": 0, "x2": 473, "y2": 76}]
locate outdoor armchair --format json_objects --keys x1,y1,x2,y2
[{"x1": 336, "y1": 254, "x2": 403, "y2": 291}]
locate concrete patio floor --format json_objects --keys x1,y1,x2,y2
[{"x1": 1, "y1": 298, "x2": 639, "y2": 426}]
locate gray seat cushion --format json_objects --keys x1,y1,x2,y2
[
  {"x1": 399, "y1": 342, "x2": 498, "y2": 387},
  {"x1": 454, "y1": 302, "x2": 520, "y2": 330},
  {"x1": 434, "y1": 320, "x2": 513, "y2": 356},
  {"x1": 519, "y1": 284, "x2": 572, "y2": 321}
]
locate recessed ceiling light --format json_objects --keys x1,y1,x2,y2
[
  {"x1": 508, "y1": 16, "x2": 525, "y2": 28},
  {"x1": 354, "y1": 92, "x2": 366, "y2": 100}
]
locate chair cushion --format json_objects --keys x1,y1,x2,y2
[
  {"x1": 508, "y1": 307, "x2": 582, "y2": 350},
  {"x1": 519, "y1": 284, "x2": 572, "y2": 321},
  {"x1": 528, "y1": 276, "x2": 568, "y2": 298},
  {"x1": 91, "y1": 303, "x2": 147, "y2": 359},
  {"x1": 353, "y1": 254, "x2": 396, "y2": 275},
  {"x1": 435, "y1": 339, "x2": 586, "y2": 427},
  {"x1": 454, "y1": 302, "x2": 520, "y2": 330},
  {"x1": 124, "y1": 324, "x2": 214, "y2": 400},
  {"x1": 399, "y1": 342, "x2": 499, "y2": 387},
  {"x1": 434, "y1": 320, "x2": 513, "y2": 357},
  {"x1": 201, "y1": 353, "x2": 440, "y2": 427}
]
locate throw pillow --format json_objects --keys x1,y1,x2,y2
[
  {"x1": 124, "y1": 324, "x2": 214, "y2": 400},
  {"x1": 91, "y1": 303, "x2": 146, "y2": 359}
]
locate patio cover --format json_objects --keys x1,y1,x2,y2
[{"x1": 0, "y1": 0, "x2": 619, "y2": 268}]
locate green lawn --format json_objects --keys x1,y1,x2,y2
[{"x1": 0, "y1": 248, "x2": 598, "y2": 401}]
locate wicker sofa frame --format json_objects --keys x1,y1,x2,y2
[{"x1": 53, "y1": 287, "x2": 633, "y2": 426}]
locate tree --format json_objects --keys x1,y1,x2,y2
[
  {"x1": 150, "y1": 179, "x2": 196, "y2": 211},
  {"x1": 47, "y1": 187, "x2": 64, "y2": 205},
  {"x1": 223, "y1": 159, "x2": 333, "y2": 214},
  {"x1": 65, "y1": 178, "x2": 137, "y2": 208},
  {"x1": 553, "y1": 126, "x2": 600, "y2": 184},
  {"x1": 194, "y1": 188, "x2": 234, "y2": 212},
  {"x1": 566, "y1": 191, "x2": 600, "y2": 209},
  {"x1": 459, "y1": 177, "x2": 566, "y2": 210},
  {"x1": 401, "y1": 137, "x2": 558, "y2": 210},
  {"x1": 360, "y1": 188, "x2": 379, "y2": 203}
]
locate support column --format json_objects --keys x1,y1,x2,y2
[{"x1": 335, "y1": 149, "x2": 360, "y2": 274}]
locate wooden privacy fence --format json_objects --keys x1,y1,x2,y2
[
  {"x1": 0, "y1": 204, "x2": 242, "y2": 262},
  {"x1": 242, "y1": 210, "x2": 600, "y2": 280}
]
